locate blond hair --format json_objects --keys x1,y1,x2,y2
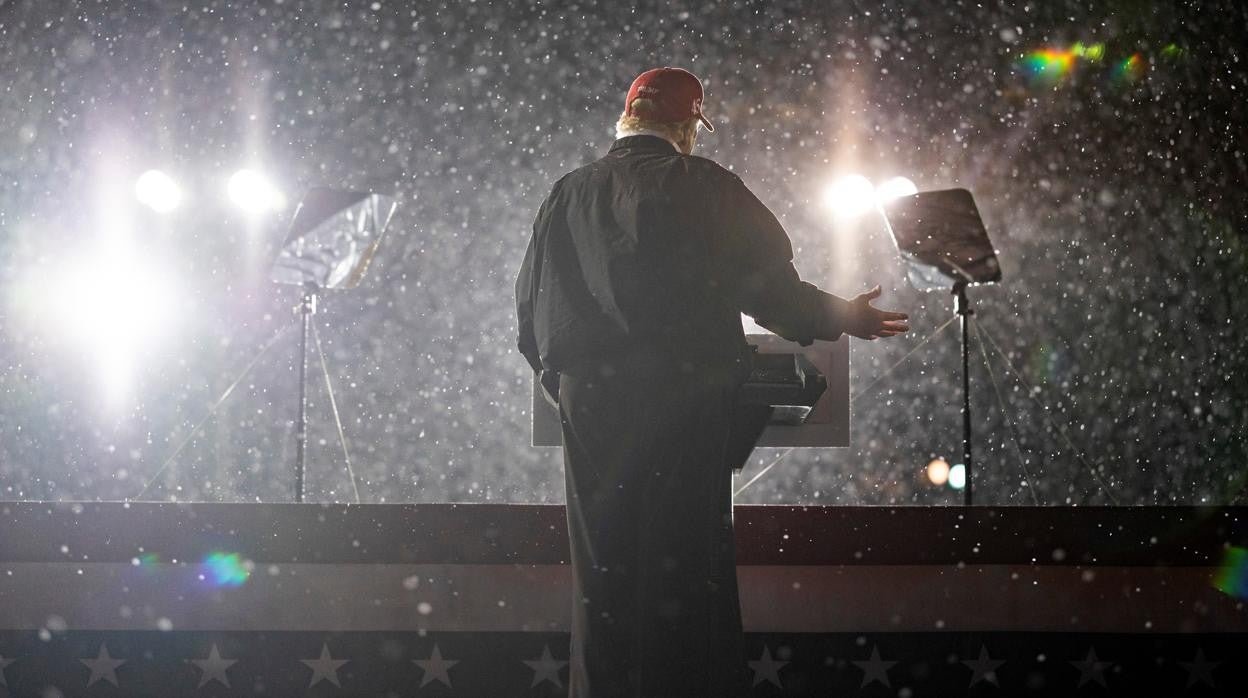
[{"x1": 616, "y1": 97, "x2": 700, "y2": 153}]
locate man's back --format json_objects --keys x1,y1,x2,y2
[
  {"x1": 516, "y1": 67, "x2": 909, "y2": 698},
  {"x1": 517, "y1": 134, "x2": 828, "y2": 376}
]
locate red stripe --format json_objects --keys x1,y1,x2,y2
[{"x1": 1, "y1": 562, "x2": 1243, "y2": 634}]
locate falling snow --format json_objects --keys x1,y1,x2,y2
[{"x1": 0, "y1": 1, "x2": 1244, "y2": 506}]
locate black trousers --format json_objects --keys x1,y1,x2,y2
[{"x1": 559, "y1": 353, "x2": 755, "y2": 698}]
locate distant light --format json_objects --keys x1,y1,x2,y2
[
  {"x1": 948, "y1": 463, "x2": 967, "y2": 490},
  {"x1": 875, "y1": 176, "x2": 918, "y2": 204},
  {"x1": 823, "y1": 174, "x2": 876, "y2": 217},
  {"x1": 134, "y1": 169, "x2": 182, "y2": 213},
  {"x1": 926, "y1": 458, "x2": 950, "y2": 486},
  {"x1": 227, "y1": 168, "x2": 285, "y2": 214}
]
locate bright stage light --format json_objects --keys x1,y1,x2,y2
[
  {"x1": 228, "y1": 168, "x2": 285, "y2": 213},
  {"x1": 134, "y1": 169, "x2": 182, "y2": 213},
  {"x1": 948, "y1": 463, "x2": 967, "y2": 490},
  {"x1": 823, "y1": 174, "x2": 876, "y2": 217},
  {"x1": 46, "y1": 238, "x2": 178, "y2": 406},
  {"x1": 875, "y1": 176, "x2": 918, "y2": 203},
  {"x1": 926, "y1": 458, "x2": 951, "y2": 486}
]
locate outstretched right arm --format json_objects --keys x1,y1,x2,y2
[{"x1": 715, "y1": 171, "x2": 908, "y2": 342}]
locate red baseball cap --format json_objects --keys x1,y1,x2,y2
[{"x1": 623, "y1": 67, "x2": 715, "y2": 132}]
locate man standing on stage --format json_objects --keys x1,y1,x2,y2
[{"x1": 515, "y1": 67, "x2": 909, "y2": 697}]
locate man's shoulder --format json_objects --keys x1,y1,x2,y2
[
  {"x1": 680, "y1": 154, "x2": 741, "y2": 183},
  {"x1": 554, "y1": 150, "x2": 741, "y2": 192},
  {"x1": 537, "y1": 168, "x2": 580, "y2": 203},
  {"x1": 549, "y1": 156, "x2": 611, "y2": 191}
]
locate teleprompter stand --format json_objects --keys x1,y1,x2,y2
[
  {"x1": 953, "y1": 281, "x2": 974, "y2": 506},
  {"x1": 881, "y1": 188, "x2": 1001, "y2": 505},
  {"x1": 272, "y1": 188, "x2": 397, "y2": 502},
  {"x1": 134, "y1": 189, "x2": 396, "y2": 503},
  {"x1": 294, "y1": 282, "x2": 318, "y2": 504}
]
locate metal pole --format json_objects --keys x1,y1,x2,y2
[
  {"x1": 295, "y1": 283, "x2": 317, "y2": 503},
  {"x1": 954, "y1": 283, "x2": 974, "y2": 506}
]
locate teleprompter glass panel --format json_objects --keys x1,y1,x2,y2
[{"x1": 881, "y1": 188, "x2": 1001, "y2": 291}]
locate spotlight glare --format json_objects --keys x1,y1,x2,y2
[
  {"x1": 926, "y1": 458, "x2": 950, "y2": 486},
  {"x1": 228, "y1": 168, "x2": 285, "y2": 214},
  {"x1": 875, "y1": 176, "x2": 918, "y2": 204},
  {"x1": 823, "y1": 174, "x2": 876, "y2": 218},
  {"x1": 134, "y1": 169, "x2": 182, "y2": 213},
  {"x1": 948, "y1": 463, "x2": 967, "y2": 490},
  {"x1": 45, "y1": 239, "x2": 178, "y2": 406}
]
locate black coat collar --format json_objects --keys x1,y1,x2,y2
[{"x1": 608, "y1": 135, "x2": 678, "y2": 154}]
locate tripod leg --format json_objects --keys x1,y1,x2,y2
[
  {"x1": 970, "y1": 317, "x2": 1041, "y2": 505},
  {"x1": 295, "y1": 294, "x2": 311, "y2": 503},
  {"x1": 961, "y1": 307, "x2": 973, "y2": 506},
  {"x1": 311, "y1": 318, "x2": 362, "y2": 504},
  {"x1": 974, "y1": 319, "x2": 1120, "y2": 505},
  {"x1": 134, "y1": 322, "x2": 295, "y2": 501}
]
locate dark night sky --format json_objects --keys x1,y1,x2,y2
[{"x1": 0, "y1": 0, "x2": 1245, "y2": 505}]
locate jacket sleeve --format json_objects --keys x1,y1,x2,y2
[
  {"x1": 515, "y1": 202, "x2": 546, "y2": 374},
  {"x1": 717, "y1": 172, "x2": 852, "y2": 345}
]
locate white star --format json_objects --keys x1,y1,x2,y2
[
  {"x1": 1070, "y1": 647, "x2": 1111, "y2": 688},
  {"x1": 300, "y1": 643, "x2": 348, "y2": 688},
  {"x1": 962, "y1": 644, "x2": 1005, "y2": 687},
  {"x1": 0, "y1": 654, "x2": 15, "y2": 687},
  {"x1": 80, "y1": 643, "x2": 126, "y2": 687},
  {"x1": 1179, "y1": 647, "x2": 1219, "y2": 688},
  {"x1": 852, "y1": 645, "x2": 897, "y2": 688},
  {"x1": 188, "y1": 643, "x2": 237, "y2": 689},
  {"x1": 413, "y1": 644, "x2": 458, "y2": 688},
  {"x1": 748, "y1": 645, "x2": 788, "y2": 688},
  {"x1": 523, "y1": 644, "x2": 567, "y2": 688}
]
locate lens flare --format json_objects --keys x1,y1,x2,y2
[
  {"x1": 1214, "y1": 547, "x2": 1248, "y2": 599},
  {"x1": 1113, "y1": 53, "x2": 1146, "y2": 85},
  {"x1": 1019, "y1": 44, "x2": 1160, "y2": 90},
  {"x1": 1160, "y1": 43, "x2": 1184, "y2": 61},
  {"x1": 202, "y1": 552, "x2": 251, "y2": 587},
  {"x1": 130, "y1": 552, "x2": 163, "y2": 577},
  {"x1": 1071, "y1": 42, "x2": 1105, "y2": 61},
  {"x1": 1018, "y1": 48, "x2": 1077, "y2": 85}
]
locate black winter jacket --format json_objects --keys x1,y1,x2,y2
[{"x1": 515, "y1": 135, "x2": 850, "y2": 379}]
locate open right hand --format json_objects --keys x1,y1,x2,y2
[{"x1": 844, "y1": 285, "x2": 910, "y2": 340}]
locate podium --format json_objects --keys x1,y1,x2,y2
[{"x1": 530, "y1": 334, "x2": 849, "y2": 448}]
